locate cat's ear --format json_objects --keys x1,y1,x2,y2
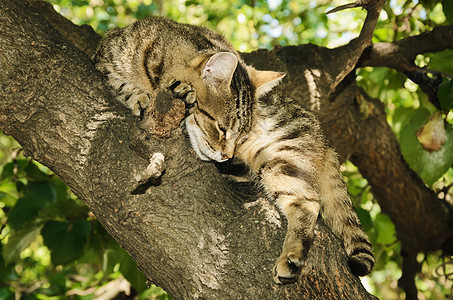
[
  {"x1": 202, "y1": 52, "x2": 238, "y2": 90},
  {"x1": 247, "y1": 66, "x2": 285, "y2": 98}
]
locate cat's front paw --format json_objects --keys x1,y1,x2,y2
[
  {"x1": 168, "y1": 79, "x2": 196, "y2": 104},
  {"x1": 126, "y1": 93, "x2": 151, "y2": 116},
  {"x1": 273, "y1": 248, "x2": 304, "y2": 284}
]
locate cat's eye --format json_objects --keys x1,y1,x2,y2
[{"x1": 217, "y1": 123, "x2": 227, "y2": 135}]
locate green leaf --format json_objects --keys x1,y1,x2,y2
[
  {"x1": 24, "y1": 163, "x2": 50, "y2": 182},
  {"x1": 0, "y1": 159, "x2": 28, "y2": 181},
  {"x1": 375, "y1": 213, "x2": 396, "y2": 245},
  {"x1": 78, "y1": 221, "x2": 113, "y2": 267},
  {"x1": 2, "y1": 224, "x2": 42, "y2": 265},
  {"x1": 41, "y1": 219, "x2": 91, "y2": 265},
  {"x1": 0, "y1": 287, "x2": 14, "y2": 300},
  {"x1": 356, "y1": 207, "x2": 373, "y2": 232},
  {"x1": 25, "y1": 181, "x2": 56, "y2": 204},
  {"x1": 392, "y1": 106, "x2": 417, "y2": 137},
  {"x1": 400, "y1": 109, "x2": 453, "y2": 185},
  {"x1": 102, "y1": 248, "x2": 118, "y2": 277},
  {"x1": 0, "y1": 162, "x2": 14, "y2": 181},
  {"x1": 7, "y1": 181, "x2": 56, "y2": 229},
  {"x1": 0, "y1": 192, "x2": 16, "y2": 207},
  {"x1": 48, "y1": 273, "x2": 67, "y2": 295},
  {"x1": 427, "y1": 50, "x2": 453, "y2": 75},
  {"x1": 373, "y1": 246, "x2": 390, "y2": 271},
  {"x1": 39, "y1": 197, "x2": 88, "y2": 221},
  {"x1": 438, "y1": 78, "x2": 453, "y2": 111},
  {"x1": 99, "y1": 240, "x2": 145, "y2": 286},
  {"x1": 115, "y1": 247, "x2": 147, "y2": 293},
  {"x1": 443, "y1": 0, "x2": 453, "y2": 23}
]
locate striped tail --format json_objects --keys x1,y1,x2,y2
[{"x1": 319, "y1": 149, "x2": 375, "y2": 276}]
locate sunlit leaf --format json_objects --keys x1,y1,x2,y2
[
  {"x1": 2, "y1": 224, "x2": 42, "y2": 265},
  {"x1": 0, "y1": 191, "x2": 16, "y2": 207},
  {"x1": 392, "y1": 106, "x2": 416, "y2": 137},
  {"x1": 356, "y1": 207, "x2": 373, "y2": 232},
  {"x1": 375, "y1": 213, "x2": 396, "y2": 245},
  {"x1": 400, "y1": 108, "x2": 453, "y2": 185}
]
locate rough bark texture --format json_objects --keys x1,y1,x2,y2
[{"x1": 1, "y1": 0, "x2": 452, "y2": 299}]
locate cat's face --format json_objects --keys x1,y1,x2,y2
[
  {"x1": 185, "y1": 52, "x2": 284, "y2": 162},
  {"x1": 185, "y1": 113, "x2": 235, "y2": 162}
]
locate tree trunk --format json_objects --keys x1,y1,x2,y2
[{"x1": 1, "y1": 0, "x2": 452, "y2": 299}]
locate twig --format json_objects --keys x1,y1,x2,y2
[
  {"x1": 326, "y1": 0, "x2": 367, "y2": 15},
  {"x1": 328, "y1": 0, "x2": 387, "y2": 97}
]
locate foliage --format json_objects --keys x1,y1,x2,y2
[
  {"x1": 1, "y1": 0, "x2": 453, "y2": 299},
  {"x1": 344, "y1": 162, "x2": 453, "y2": 299}
]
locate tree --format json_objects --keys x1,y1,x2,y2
[{"x1": 1, "y1": 0, "x2": 452, "y2": 299}]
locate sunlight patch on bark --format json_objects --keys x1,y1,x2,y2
[
  {"x1": 243, "y1": 197, "x2": 282, "y2": 228},
  {"x1": 76, "y1": 111, "x2": 124, "y2": 165},
  {"x1": 193, "y1": 229, "x2": 229, "y2": 292},
  {"x1": 304, "y1": 69, "x2": 321, "y2": 111}
]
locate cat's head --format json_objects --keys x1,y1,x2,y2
[{"x1": 185, "y1": 52, "x2": 285, "y2": 162}]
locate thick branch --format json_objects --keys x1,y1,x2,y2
[
  {"x1": 0, "y1": 0, "x2": 375, "y2": 299},
  {"x1": 26, "y1": 0, "x2": 101, "y2": 56},
  {"x1": 350, "y1": 88, "x2": 453, "y2": 251},
  {"x1": 359, "y1": 25, "x2": 453, "y2": 69}
]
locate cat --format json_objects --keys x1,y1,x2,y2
[{"x1": 93, "y1": 16, "x2": 375, "y2": 284}]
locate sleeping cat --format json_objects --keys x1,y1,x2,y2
[{"x1": 93, "y1": 17, "x2": 374, "y2": 284}]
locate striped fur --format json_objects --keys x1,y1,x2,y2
[
  {"x1": 230, "y1": 92, "x2": 375, "y2": 283},
  {"x1": 93, "y1": 17, "x2": 239, "y2": 116},
  {"x1": 93, "y1": 17, "x2": 374, "y2": 284}
]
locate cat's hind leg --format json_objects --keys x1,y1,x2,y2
[{"x1": 273, "y1": 196, "x2": 320, "y2": 284}]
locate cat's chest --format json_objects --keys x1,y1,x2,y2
[{"x1": 235, "y1": 117, "x2": 278, "y2": 170}]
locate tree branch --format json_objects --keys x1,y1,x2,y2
[
  {"x1": 26, "y1": 0, "x2": 101, "y2": 56},
  {"x1": 0, "y1": 0, "x2": 376, "y2": 298},
  {"x1": 328, "y1": 0, "x2": 387, "y2": 97},
  {"x1": 359, "y1": 25, "x2": 453, "y2": 68},
  {"x1": 358, "y1": 25, "x2": 453, "y2": 108},
  {"x1": 2, "y1": 0, "x2": 453, "y2": 298}
]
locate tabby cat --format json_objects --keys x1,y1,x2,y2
[{"x1": 93, "y1": 17, "x2": 374, "y2": 284}]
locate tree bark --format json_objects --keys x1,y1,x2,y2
[{"x1": 1, "y1": 0, "x2": 452, "y2": 299}]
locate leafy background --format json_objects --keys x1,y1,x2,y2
[{"x1": 1, "y1": 0, "x2": 452, "y2": 299}]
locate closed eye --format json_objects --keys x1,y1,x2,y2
[
  {"x1": 218, "y1": 124, "x2": 227, "y2": 135},
  {"x1": 198, "y1": 108, "x2": 215, "y2": 121},
  {"x1": 205, "y1": 140, "x2": 216, "y2": 152}
]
